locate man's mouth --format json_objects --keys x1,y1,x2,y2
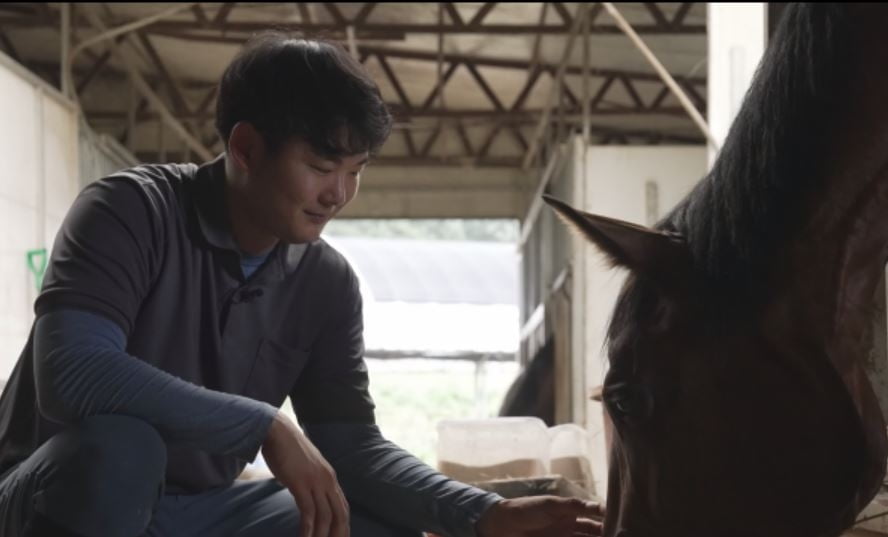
[{"x1": 304, "y1": 210, "x2": 331, "y2": 224}]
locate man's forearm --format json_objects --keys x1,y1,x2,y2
[
  {"x1": 34, "y1": 308, "x2": 277, "y2": 461},
  {"x1": 305, "y1": 422, "x2": 503, "y2": 537}
]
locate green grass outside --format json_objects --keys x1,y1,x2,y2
[{"x1": 281, "y1": 359, "x2": 519, "y2": 466}]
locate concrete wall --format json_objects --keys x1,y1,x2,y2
[
  {"x1": 572, "y1": 141, "x2": 707, "y2": 497},
  {"x1": 0, "y1": 52, "x2": 136, "y2": 381},
  {"x1": 0, "y1": 52, "x2": 79, "y2": 380},
  {"x1": 79, "y1": 119, "x2": 139, "y2": 190},
  {"x1": 707, "y1": 3, "x2": 766, "y2": 164}
]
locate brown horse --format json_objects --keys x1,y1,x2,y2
[{"x1": 545, "y1": 4, "x2": 888, "y2": 536}]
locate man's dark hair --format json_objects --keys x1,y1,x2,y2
[{"x1": 216, "y1": 34, "x2": 392, "y2": 157}]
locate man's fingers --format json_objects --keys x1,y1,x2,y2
[
  {"x1": 294, "y1": 490, "x2": 317, "y2": 537},
  {"x1": 583, "y1": 501, "x2": 605, "y2": 519},
  {"x1": 550, "y1": 497, "x2": 604, "y2": 519},
  {"x1": 541, "y1": 516, "x2": 604, "y2": 537},
  {"x1": 313, "y1": 489, "x2": 333, "y2": 537},
  {"x1": 575, "y1": 518, "x2": 604, "y2": 536},
  {"x1": 329, "y1": 488, "x2": 350, "y2": 537},
  {"x1": 575, "y1": 517, "x2": 603, "y2": 528},
  {"x1": 572, "y1": 499, "x2": 604, "y2": 519},
  {"x1": 529, "y1": 518, "x2": 575, "y2": 537}
]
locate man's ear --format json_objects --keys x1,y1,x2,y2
[
  {"x1": 227, "y1": 122, "x2": 262, "y2": 173},
  {"x1": 543, "y1": 195, "x2": 691, "y2": 287}
]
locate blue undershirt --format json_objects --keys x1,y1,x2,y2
[{"x1": 240, "y1": 251, "x2": 270, "y2": 280}]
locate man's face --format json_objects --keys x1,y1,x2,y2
[{"x1": 246, "y1": 138, "x2": 368, "y2": 244}]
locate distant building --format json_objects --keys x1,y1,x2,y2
[{"x1": 325, "y1": 236, "x2": 519, "y2": 362}]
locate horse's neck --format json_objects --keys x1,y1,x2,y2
[
  {"x1": 759, "y1": 7, "x2": 888, "y2": 508},
  {"x1": 785, "y1": 164, "x2": 888, "y2": 452},
  {"x1": 770, "y1": 87, "x2": 888, "y2": 513},
  {"x1": 793, "y1": 158, "x2": 888, "y2": 507},
  {"x1": 762, "y1": 6, "x2": 885, "y2": 347},
  {"x1": 797, "y1": 42, "x2": 888, "y2": 369},
  {"x1": 767, "y1": 12, "x2": 888, "y2": 483}
]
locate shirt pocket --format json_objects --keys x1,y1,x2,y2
[{"x1": 242, "y1": 338, "x2": 310, "y2": 407}]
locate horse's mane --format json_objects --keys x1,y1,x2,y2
[
  {"x1": 662, "y1": 3, "x2": 851, "y2": 294},
  {"x1": 606, "y1": 4, "x2": 852, "y2": 350}
]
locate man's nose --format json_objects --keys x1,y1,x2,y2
[{"x1": 320, "y1": 172, "x2": 347, "y2": 207}]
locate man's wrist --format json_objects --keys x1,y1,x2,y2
[
  {"x1": 474, "y1": 496, "x2": 508, "y2": 537},
  {"x1": 263, "y1": 410, "x2": 292, "y2": 448},
  {"x1": 237, "y1": 401, "x2": 279, "y2": 462}
]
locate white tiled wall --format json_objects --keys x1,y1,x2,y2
[
  {"x1": 43, "y1": 96, "x2": 80, "y2": 226},
  {"x1": 0, "y1": 55, "x2": 80, "y2": 381},
  {"x1": 0, "y1": 65, "x2": 39, "y2": 210}
]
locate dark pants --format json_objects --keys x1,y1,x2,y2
[{"x1": 0, "y1": 415, "x2": 421, "y2": 537}]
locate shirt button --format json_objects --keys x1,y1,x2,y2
[{"x1": 238, "y1": 289, "x2": 264, "y2": 303}]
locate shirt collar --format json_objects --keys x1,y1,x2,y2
[{"x1": 193, "y1": 154, "x2": 237, "y2": 252}]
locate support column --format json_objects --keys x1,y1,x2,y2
[
  {"x1": 60, "y1": 4, "x2": 71, "y2": 97},
  {"x1": 707, "y1": 3, "x2": 766, "y2": 166}
]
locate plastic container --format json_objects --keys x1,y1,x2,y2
[
  {"x1": 547, "y1": 424, "x2": 594, "y2": 492},
  {"x1": 436, "y1": 417, "x2": 549, "y2": 484}
]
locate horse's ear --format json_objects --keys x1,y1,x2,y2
[{"x1": 543, "y1": 195, "x2": 691, "y2": 283}]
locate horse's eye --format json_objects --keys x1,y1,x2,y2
[
  {"x1": 605, "y1": 382, "x2": 654, "y2": 422},
  {"x1": 610, "y1": 392, "x2": 635, "y2": 416}
]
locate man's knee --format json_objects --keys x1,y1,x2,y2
[
  {"x1": 34, "y1": 415, "x2": 166, "y2": 537},
  {"x1": 43, "y1": 414, "x2": 166, "y2": 491}
]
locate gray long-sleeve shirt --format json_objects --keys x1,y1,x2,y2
[{"x1": 0, "y1": 156, "x2": 502, "y2": 537}]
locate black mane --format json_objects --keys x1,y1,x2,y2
[{"x1": 662, "y1": 3, "x2": 850, "y2": 294}]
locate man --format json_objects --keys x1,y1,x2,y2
[{"x1": 0, "y1": 35, "x2": 603, "y2": 537}]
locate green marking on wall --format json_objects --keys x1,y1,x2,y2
[{"x1": 26, "y1": 248, "x2": 47, "y2": 292}]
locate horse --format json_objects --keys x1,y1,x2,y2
[
  {"x1": 544, "y1": 4, "x2": 888, "y2": 536},
  {"x1": 499, "y1": 336, "x2": 555, "y2": 425}
]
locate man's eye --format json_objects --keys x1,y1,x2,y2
[{"x1": 311, "y1": 165, "x2": 333, "y2": 174}]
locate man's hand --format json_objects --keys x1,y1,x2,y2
[
  {"x1": 261, "y1": 411, "x2": 350, "y2": 537},
  {"x1": 476, "y1": 496, "x2": 604, "y2": 537}
]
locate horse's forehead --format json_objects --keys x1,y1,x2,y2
[
  {"x1": 606, "y1": 320, "x2": 641, "y2": 364},
  {"x1": 611, "y1": 281, "x2": 689, "y2": 340}
]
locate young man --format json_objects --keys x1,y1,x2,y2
[{"x1": 0, "y1": 35, "x2": 603, "y2": 537}]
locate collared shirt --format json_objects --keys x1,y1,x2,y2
[{"x1": 0, "y1": 156, "x2": 376, "y2": 492}]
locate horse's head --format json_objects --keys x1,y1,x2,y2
[{"x1": 546, "y1": 195, "x2": 872, "y2": 537}]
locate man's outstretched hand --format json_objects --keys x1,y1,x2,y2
[{"x1": 476, "y1": 496, "x2": 604, "y2": 537}]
